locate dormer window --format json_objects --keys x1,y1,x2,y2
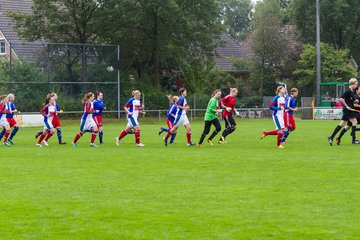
[{"x1": 0, "y1": 39, "x2": 5, "y2": 55}]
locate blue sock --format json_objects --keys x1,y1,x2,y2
[
  {"x1": 170, "y1": 133, "x2": 176, "y2": 143},
  {"x1": 9, "y1": 126, "x2": 19, "y2": 140},
  {"x1": 281, "y1": 130, "x2": 290, "y2": 142},
  {"x1": 57, "y1": 128, "x2": 62, "y2": 143},
  {"x1": 161, "y1": 127, "x2": 169, "y2": 133},
  {"x1": 0, "y1": 129, "x2": 5, "y2": 140},
  {"x1": 99, "y1": 131, "x2": 103, "y2": 143}
]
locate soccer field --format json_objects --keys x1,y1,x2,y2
[{"x1": 1, "y1": 119, "x2": 359, "y2": 239}]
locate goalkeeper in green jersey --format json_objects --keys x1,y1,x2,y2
[{"x1": 197, "y1": 90, "x2": 222, "y2": 146}]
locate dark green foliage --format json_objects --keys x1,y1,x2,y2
[{"x1": 293, "y1": 43, "x2": 357, "y2": 96}]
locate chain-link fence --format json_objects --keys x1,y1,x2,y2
[
  {"x1": 0, "y1": 41, "x2": 121, "y2": 117},
  {"x1": 0, "y1": 41, "x2": 316, "y2": 120}
]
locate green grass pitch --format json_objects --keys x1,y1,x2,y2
[{"x1": 1, "y1": 118, "x2": 359, "y2": 239}]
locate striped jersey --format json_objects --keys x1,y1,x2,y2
[{"x1": 125, "y1": 97, "x2": 141, "y2": 119}]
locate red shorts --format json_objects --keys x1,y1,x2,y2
[
  {"x1": 7, "y1": 118, "x2": 17, "y2": 127},
  {"x1": 52, "y1": 115, "x2": 61, "y2": 128},
  {"x1": 93, "y1": 116, "x2": 103, "y2": 127},
  {"x1": 284, "y1": 113, "x2": 296, "y2": 131},
  {"x1": 166, "y1": 118, "x2": 174, "y2": 129}
]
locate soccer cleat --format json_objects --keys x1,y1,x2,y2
[
  {"x1": 36, "y1": 143, "x2": 42, "y2": 148},
  {"x1": 220, "y1": 136, "x2": 227, "y2": 144},
  {"x1": 207, "y1": 139, "x2": 214, "y2": 146},
  {"x1": 71, "y1": 142, "x2": 77, "y2": 147},
  {"x1": 352, "y1": 139, "x2": 360, "y2": 144},
  {"x1": 35, "y1": 132, "x2": 40, "y2": 139},
  {"x1": 8, "y1": 139, "x2": 14, "y2": 145},
  {"x1": 158, "y1": 128, "x2": 164, "y2": 135},
  {"x1": 100, "y1": 142, "x2": 105, "y2": 145},
  {"x1": 59, "y1": 142, "x2": 67, "y2": 145},
  {"x1": 164, "y1": 137, "x2": 168, "y2": 147},
  {"x1": 136, "y1": 143, "x2": 145, "y2": 147},
  {"x1": 169, "y1": 142, "x2": 176, "y2": 144},
  {"x1": 277, "y1": 145, "x2": 285, "y2": 149},
  {"x1": 3, "y1": 142, "x2": 11, "y2": 147},
  {"x1": 336, "y1": 138, "x2": 341, "y2": 145},
  {"x1": 260, "y1": 132, "x2": 267, "y2": 140},
  {"x1": 218, "y1": 139, "x2": 225, "y2": 144},
  {"x1": 197, "y1": 144, "x2": 202, "y2": 147},
  {"x1": 90, "y1": 143, "x2": 98, "y2": 147},
  {"x1": 115, "y1": 137, "x2": 120, "y2": 146},
  {"x1": 328, "y1": 136, "x2": 333, "y2": 146},
  {"x1": 187, "y1": 142, "x2": 196, "y2": 147},
  {"x1": 43, "y1": 140, "x2": 49, "y2": 147}
]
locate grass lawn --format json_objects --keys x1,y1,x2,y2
[{"x1": 1, "y1": 118, "x2": 359, "y2": 239}]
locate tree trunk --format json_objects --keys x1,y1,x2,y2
[{"x1": 259, "y1": 59, "x2": 264, "y2": 98}]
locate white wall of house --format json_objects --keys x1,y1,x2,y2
[
  {"x1": 0, "y1": 30, "x2": 19, "y2": 60},
  {"x1": 0, "y1": 31, "x2": 8, "y2": 57}
]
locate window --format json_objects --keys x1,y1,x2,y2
[{"x1": 0, "y1": 39, "x2": 5, "y2": 55}]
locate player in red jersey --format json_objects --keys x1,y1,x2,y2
[
  {"x1": 35, "y1": 92, "x2": 66, "y2": 144},
  {"x1": 281, "y1": 88, "x2": 298, "y2": 143},
  {"x1": 218, "y1": 88, "x2": 238, "y2": 144},
  {"x1": 93, "y1": 91, "x2": 106, "y2": 144},
  {"x1": 51, "y1": 93, "x2": 66, "y2": 144},
  {"x1": 36, "y1": 96, "x2": 57, "y2": 147},
  {"x1": 72, "y1": 92, "x2": 99, "y2": 147},
  {"x1": 0, "y1": 94, "x2": 12, "y2": 147},
  {"x1": 0, "y1": 94, "x2": 19, "y2": 144}
]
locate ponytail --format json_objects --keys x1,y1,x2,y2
[
  {"x1": 276, "y1": 86, "x2": 284, "y2": 94},
  {"x1": 82, "y1": 92, "x2": 94, "y2": 103},
  {"x1": 43, "y1": 93, "x2": 51, "y2": 106}
]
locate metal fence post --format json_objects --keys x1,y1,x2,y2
[
  {"x1": 47, "y1": 43, "x2": 51, "y2": 92},
  {"x1": 9, "y1": 42, "x2": 12, "y2": 92},
  {"x1": 193, "y1": 93, "x2": 196, "y2": 118},
  {"x1": 117, "y1": 45, "x2": 121, "y2": 119}
]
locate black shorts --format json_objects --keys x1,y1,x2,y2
[
  {"x1": 347, "y1": 112, "x2": 360, "y2": 126},
  {"x1": 342, "y1": 109, "x2": 357, "y2": 121},
  {"x1": 223, "y1": 115, "x2": 236, "y2": 128}
]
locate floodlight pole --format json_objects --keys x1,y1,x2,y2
[
  {"x1": 316, "y1": 0, "x2": 321, "y2": 106},
  {"x1": 117, "y1": 45, "x2": 121, "y2": 119}
]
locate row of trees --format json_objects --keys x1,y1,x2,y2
[{"x1": 5, "y1": 0, "x2": 360, "y2": 101}]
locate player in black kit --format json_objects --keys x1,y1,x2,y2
[{"x1": 328, "y1": 78, "x2": 359, "y2": 145}]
